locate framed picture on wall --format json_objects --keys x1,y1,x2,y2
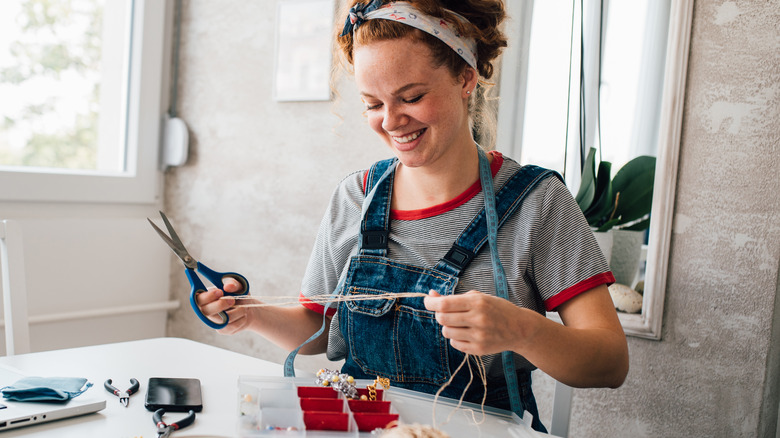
[{"x1": 273, "y1": 0, "x2": 334, "y2": 101}]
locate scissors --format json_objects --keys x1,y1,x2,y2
[
  {"x1": 153, "y1": 409, "x2": 195, "y2": 438},
  {"x1": 104, "y1": 378, "x2": 139, "y2": 407},
  {"x1": 148, "y1": 211, "x2": 249, "y2": 329}
]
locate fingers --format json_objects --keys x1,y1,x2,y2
[
  {"x1": 196, "y1": 288, "x2": 236, "y2": 323},
  {"x1": 216, "y1": 307, "x2": 248, "y2": 335},
  {"x1": 222, "y1": 276, "x2": 244, "y2": 293},
  {"x1": 424, "y1": 289, "x2": 480, "y2": 313},
  {"x1": 425, "y1": 290, "x2": 520, "y2": 356}
]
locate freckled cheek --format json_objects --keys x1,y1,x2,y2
[{"x1": 366, "y1": 114, "x2": 385, "y2": 135}]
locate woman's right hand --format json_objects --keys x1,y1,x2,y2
[{"x1": 196, "y1": 277, "x2": 259, "y2": 334}]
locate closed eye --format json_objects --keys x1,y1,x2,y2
[{"x1": 404, "y1": 94, "x2": 423, "y2": 104}]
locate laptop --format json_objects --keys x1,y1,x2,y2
[{"x1": 0, "y1": 364, "x2": 106, "y2": 432}]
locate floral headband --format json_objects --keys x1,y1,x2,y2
[{"x1": 340, "y1": 0, "x2": 479, "y2": 71}]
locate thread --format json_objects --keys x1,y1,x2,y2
[
  {"x1": 223, "y1": 292, "x2": 428, "y2": 308},
  {"x1": 379, "y1": 423, "x2": 450, "y2": 437},
  {"x1": 221, "y1": 292, "x2": 494, "y2": 431}
]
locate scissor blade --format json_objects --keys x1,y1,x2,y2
[
  {"x1": 147, "y1": 214, "x2": 197, "y2": 269},
  {"x1": 158, "y1": 211, "x2": 189, "y2": 252}
]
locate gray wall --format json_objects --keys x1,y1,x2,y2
[{"x1": 164, "y1": 1, "x2": 780, "y2": 437}]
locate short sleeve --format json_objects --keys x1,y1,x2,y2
[
  {"x1": 527, "y1": 177, "x2": 615, "y2": 311},
  {"x1": 299, "y1": 171, "x2": 364, "y2": 316}
]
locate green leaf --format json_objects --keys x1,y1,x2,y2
[
  {"x1": 583, "y1": 160, "x2": 613, "y2": 226},
  {"x1": 575, "y1": 147, "x2": 598, "y2": 210},
  {"x1": 612, "y1": 156, "x2": 656, "y2": 225},
  {"x1": 596, "y1": 217, "x2": 622, "y2": 232}
]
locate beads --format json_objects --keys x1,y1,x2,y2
[
  {"x1": 315, "y1": 369, "x2": 358, "y2": 399},
  {"x1": 265, "y1": 425, "x2": 298, "y2": 431},
  {"x1": 314, "y1": 370, "x2": 391, "y2": 401}
]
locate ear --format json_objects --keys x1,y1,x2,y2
[{"x1": 461, "y1": 67, "x2": 478, "y2": 99}]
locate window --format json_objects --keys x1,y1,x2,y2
[
  {"x1": 498, "y1": 0, "x2": 693, "y2": 339},
  {"x1": 499, "y1": 0, "x2": 669, "y2": 184},
  {"x1": 0, "y1": 0, "x2": 170, "y2": 203}
]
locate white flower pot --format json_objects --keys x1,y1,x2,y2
[
  {"x1": 609, "y1": 229, "x2": 645, "y2": 286},
  {"x1": 593, "y1": 230, "x2": 614, "y2": 263}
]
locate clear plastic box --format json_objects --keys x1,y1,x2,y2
[{"x1": 237, "y1": 376, "x2": 544, "y2": 437}]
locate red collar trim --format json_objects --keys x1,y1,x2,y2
[{"x1": 361, "y1": 151, "x2": 504, "y2": 221}]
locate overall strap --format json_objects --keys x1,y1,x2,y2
[
  {"x1": 284, "y1": 158, "x2": 397, "y2": 377},
  {"x1": 435, "y1": 160, "x2": 562, "y2": 277},
  {"x1": 359, "y1": 158, "x2": 398, "y2": 256}
]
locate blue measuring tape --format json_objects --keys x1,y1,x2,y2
[
  {"x1": 477, "y1": 148, "x2": 524, "y2": 416},
  {"x1": 283, "y1": 297, "x2": 337, "y2": 377}
]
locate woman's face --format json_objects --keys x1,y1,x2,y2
[{"x1": 353, "y1": 36, "x2": 474, "y2": 169}]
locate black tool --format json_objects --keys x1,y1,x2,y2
[
  {"x1": 104, "y1": 378, "x2": 140, "y2": 407},
  {"x1": 154, "y1": 408, "x2": 196, "y2": 438}
]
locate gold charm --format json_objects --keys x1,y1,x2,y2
[{"x1": 367, "y1": 377, "x2": 390, "y2": 401}]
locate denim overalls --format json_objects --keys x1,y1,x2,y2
[{"x1": 337, "y1": 151, "x2": 556, "y2": 433}]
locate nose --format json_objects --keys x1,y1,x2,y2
[{"x1": 381, "y1": 103, "x2": 407, "y2": 132}]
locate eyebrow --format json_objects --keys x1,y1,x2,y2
[{"x1": 360, "y1": 82, "x2": 427, "y2": 99}]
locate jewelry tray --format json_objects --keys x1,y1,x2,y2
[{"x1": 237, "y1": 376, "x2": 542, "y2": 437}]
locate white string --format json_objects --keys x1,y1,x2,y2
[{"x1": 224, "y1": 292, "x2": 492, "y2": 431}]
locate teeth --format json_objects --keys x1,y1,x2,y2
[{"x1": 393, "y1": 130, "x2": 423, "y2": 144}]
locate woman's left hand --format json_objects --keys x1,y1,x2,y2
[{"x1": 424, "y1": 289, "x2": 537, "y2": 356}]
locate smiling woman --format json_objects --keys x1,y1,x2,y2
[{"x1": 193, "y1": 1, "x2": 629, "y2": 434}]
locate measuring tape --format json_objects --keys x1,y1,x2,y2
[
  {"x1": 283, "y1": 297, "x2": 337, "y2": 377},
  {"x1": 477, "y1": 148, "x2": 524, "y2": 416}
]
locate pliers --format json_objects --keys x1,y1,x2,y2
[
  {"x1": 104, "y1": 378, "x2": 139, "y2": 407},
  {"x1": 154, "y1": 408, "x2": 196, "y2": 438}
]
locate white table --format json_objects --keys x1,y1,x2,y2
[
  {"x1": 0, "y1": 338, "x2": 550, "y2": 437},
  {"x1": 0, "y1": 337, "x2": 282, "y2": 437}
]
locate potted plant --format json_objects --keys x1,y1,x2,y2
[{"x1": 575, "y1": 147, "x2": 656, "y2": 286}]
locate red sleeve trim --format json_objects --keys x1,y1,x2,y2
[
  {"x1": 299, "y1": 292, "x2": 338, "y2": 317},
  {"x1": 362, "y1": 169, "x2": 369, "y2": 194},
  {"x1": 544, "y1": 271, "x2": 616, "y2": 311}
]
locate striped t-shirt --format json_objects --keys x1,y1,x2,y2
[{"x1": 299, "y1": 152, "x2": 613, "y2": 374}]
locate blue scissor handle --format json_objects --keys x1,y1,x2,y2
[{"x1": 186, "y1": 261, "x2": 250, "y2": 329}]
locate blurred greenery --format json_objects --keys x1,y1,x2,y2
[{"x1": 0, "y1": 0, "x2": 103, "y2": 170}]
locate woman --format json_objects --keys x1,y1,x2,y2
[{"x1": 199, "y1": 0, "x2": 628, "y2": 432}]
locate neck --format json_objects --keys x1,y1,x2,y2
[{"x1": 392, "y1": 144, "x2": 488, "y2": 211}]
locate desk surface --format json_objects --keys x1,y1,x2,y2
[
  {"x1": 0, "y1": 337, "x2": 282, "y2": 438},
  {"x1": 0, "y1": 338, "x2": 548, "y2": 438}
]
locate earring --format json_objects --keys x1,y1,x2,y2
[{"x1": 466, "y1": 90, "x2": 471, "y2": 95}]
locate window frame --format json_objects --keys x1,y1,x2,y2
[
  {"x1": 0, "y1": 0, "x2": 170, "y2": 204},
  {"x1": 498, "y1": 0, "x2": 694, "y2": 339}
]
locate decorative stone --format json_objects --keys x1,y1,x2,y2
[{"x1": 608, "y1": 283, "x2": 643, "y2": 313}]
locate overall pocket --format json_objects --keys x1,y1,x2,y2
[{"x1": 341, "y1": 256, "x2": 458, "y2": 385}]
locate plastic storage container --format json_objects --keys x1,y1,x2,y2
[
  {"x1": 238, "y1": 376, "x2": 397, "y2": 437},
  {"x1": 237, "y1": 376, "x2": 545, "y2": 437}
]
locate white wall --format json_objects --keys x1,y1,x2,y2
[
  {"x1": 164, "y1": 1, "x2": 780, "y2": 437},
  {"x1": 0, "y1": 203, "x2": 174, "y2": 354}
]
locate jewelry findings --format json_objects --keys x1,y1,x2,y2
[
  {"x1": 314, "y1": 370, "x2": 391, "y2": 401},
  {"x1": 315, "y1": 369, "x2": 358, "y2": 399}
]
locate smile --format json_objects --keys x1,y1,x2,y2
[{"x1": 392, "y1": 129, "x2": 425, "y2": 144}]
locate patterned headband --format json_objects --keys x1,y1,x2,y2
[{"x1": 340, "y1": 0, "x2": 479, "y2": 71}]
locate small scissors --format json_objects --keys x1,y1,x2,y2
[
  {"x1": 148, "y1": 211, "x2": 249, "y2": 329},
  {"x1": 154, "y1": 409, "x2": 195, "y2": 438},
  {"x1": 104, "y1": 378, "x2": 139, "y2": 407}
]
